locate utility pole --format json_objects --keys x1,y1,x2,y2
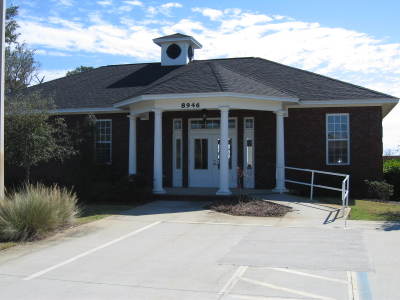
[{"x1": 0, "y1": 0, "x2": 5, "y2": 198}]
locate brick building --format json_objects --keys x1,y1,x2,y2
[{"x1": 27, "y1": 33, "x2": 399, "y2": 196}]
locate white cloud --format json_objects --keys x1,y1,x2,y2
[
  {"x1": 123, "y1": 0, "x2": 143, "y2": 6},
  {"x1": 192, "y1": 7, "x2": 223, "y2": 21},
  {"x1": 147, "y1": 2, "x2": 183, "y2": 17},
  {"x1": 97, "y1": 0, "x2": 112, "y2": 6},
  {"x1": 55, "y1": 0, "x2": 74, "y2": 6},
  {"x1": 161, "y1": 2, "x2": 182, "y2": 9},
  {"x1": 17, "y1": 7, "x2": 400, "y2": 151},
  {"x1": 40, "y1": 69, "x2": 69, "y2": 82},
  {"x1": 118, "y1": 5, "x2": 133, "y2": 12},
  {"x1": 36, "y1": 49, "x2": 71, "y2": 56}
]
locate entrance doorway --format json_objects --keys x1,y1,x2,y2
[{"x1": 188, "y1": 119, "x2": 237, "y2": 188}]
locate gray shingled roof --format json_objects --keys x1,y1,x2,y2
[
  {"x1": 28, "y1": 57, "x2": 397, "y2": 109},
  {"x1": 154, "y1": 33, "x2": 192, "y2": 39}
]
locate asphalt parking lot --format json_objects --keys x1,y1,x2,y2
[{"x1": 0, "y1": 200, "x2": 398, "y2": 300}]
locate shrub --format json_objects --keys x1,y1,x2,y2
[
  {"x1": 364, "y1": 180, "x2": 394, "y2": 201},
  {"x1": 0, "y1": 184, "x2": 79, "y2": 241},
  {"x1": 383, "y1": 159, "x2": 400, "y2": 201}
]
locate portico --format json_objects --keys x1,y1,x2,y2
[{"x1": 120, "y1": 93, "x2": 296, "y2": 195}]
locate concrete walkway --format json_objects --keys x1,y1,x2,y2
[
  {"x1": 0, "y1": 198, "x2": 398, "y2": 299},
  {"x1": 261, "y1": 193, "x2": 345, "y2": 227}
]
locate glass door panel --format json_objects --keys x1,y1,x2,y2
[{"x1": 194, "y1": 138, "x2": 208, "y2": 169}]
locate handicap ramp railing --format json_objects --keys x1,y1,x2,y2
[{"x1": 285, "y1": 166, "x2": 350, "y2": 213}]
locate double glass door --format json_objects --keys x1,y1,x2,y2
[{"x1": 189, "y1": 133, "x2": 237, "y2": 187}]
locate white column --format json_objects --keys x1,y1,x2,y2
[
  {"x1": 273, "y1": 110, "x2": 288, "y2": 193},
  {"x1": 217, "y1": 106, "x2": 231, "y2": 195},
  {"x1": 153, "y1": 109, "x2": 165, "y2": 194},
  {"x1": 128, "y1": 114, "x2": 137, "y2": 175}
]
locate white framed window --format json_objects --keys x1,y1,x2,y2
[
  {"x1": 245, "y1": 118, "x2": 254, "y2": 129},
  {"x1": 95, "y1": 119, "x2": 112, "y2": 164},
  {"x1": 174, "y1": 119, "x2": 182, "y2": 130},
  {"x1": 326, "y1": 113, "x2": 350, "y2": 165},
  {"x1": 243, "y1": 117, "x2": 255, "y2": 188},
  {"x1": 172, "y1": 118, "x2": 183, "y2": 187},
  {"x1": 190, "y1": 119, "x2": 236, "y2": 129}
]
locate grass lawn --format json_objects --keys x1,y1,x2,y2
[
  {"x1": 0, "y1": 204, "x2": 134, "y2": 251},
  {"x1": 349, "y1": 200, "x2": 400, "y2": 221},
  {"x1": 0, "y1": 242, "x2": 18, "y2": 251}
]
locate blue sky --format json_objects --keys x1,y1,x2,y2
[{"x1": 12, "y1": 0, "x2": 400, "y2": 151}]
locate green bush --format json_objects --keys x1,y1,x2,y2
[
  {"x1": 364, "y1": 180, "x2": 394, "y2": 201},
  {"x1": 0, "y1": 184, "x2": 79, "y2": 241},
  {"x1": 383, "y1": 159, "x2": 400, "y2": 201}
]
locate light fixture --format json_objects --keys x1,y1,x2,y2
[{"x1": 202, "y1": 109, "x2": 208, "y2": 125}]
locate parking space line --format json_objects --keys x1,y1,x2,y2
[
  {"x1": 23, "y1": 221, "x2": 162, "y2": 281},
  {"x1": 347, "y1": 271, "x2": 360, "y2": 300},
  {"x1": 219, "y1": 266, "x2": 248, "y2": 297},
  {"x1": 239, "y1": 276, "x2": 336, "y2": 300},
  {"x1": 268, "y1": 267, "x2": 348, "y2": 284}
]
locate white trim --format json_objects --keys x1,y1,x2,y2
[
  {"x1": 153, "y1": 36, "x2": 202, "y2": 49},
  {"x1": 50, "y1": 97, "x2": 398, "y2": 115},
  {"x1": 301, "y1": 98, "x2": 398, "y2": 105},
  {"x1": 114, "y1": 92, "x2": 299, "y2": 108},
  {"x1": 51, "y1": 107, "x2": 123, "y2": 115},
  {"x1": 326, "y1": 113, "x2": 350, "y2": 166}
]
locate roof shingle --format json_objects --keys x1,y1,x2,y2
[{"x1": 28, "y1": 57, "x2": 397, "y2": 109}]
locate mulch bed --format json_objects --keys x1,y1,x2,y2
[{"x1": 208, "y1": 198, "x2": 292, "y2": 217}]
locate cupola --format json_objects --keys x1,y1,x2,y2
[{"x1": 153, "y1": 33, "x2": 202, "y2": 66}]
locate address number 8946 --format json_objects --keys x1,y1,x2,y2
[{"x1": 181, "y1": 102, "x2": 200, "y2": 109}]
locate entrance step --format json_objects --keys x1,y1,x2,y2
[{"x1": 154, "y1": 188, "x2": 275, "y2": 201}]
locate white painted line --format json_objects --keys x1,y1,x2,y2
[
  {"x1": 347, "y1": 271, "x2": 353, "y2": 300},
  {"x1": 350, "y1": 271, "x2": 360, "y2": 300},
  {"x1": 269, "y1": 267, "x2": 347, "y2": 284},
  {"x1": 23, "y1": 221, "x2": 162, "y2": 281},
  {"x1": 240, "y1": 276, "x2": 336, "y2": 300},
  {"x1": 219, "y1": 266, "x2": 248, "y2": 296}
]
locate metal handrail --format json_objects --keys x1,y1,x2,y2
[{"x1": 285, "y1": 166, "x2": 350, "y2": 211}]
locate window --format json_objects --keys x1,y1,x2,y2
[
  {"x1": 194, "y1": 138, "x2": 208, "y2": 169},
  {"x1": 175, "y1": 138, "x2": 182, "y2": 169},
  {"x1": 190, "y1": 119, "x2": 235, "y2": 129},
  {"x1": 245, "y1": 118, "x2": 254, "y2": 129},
  {"x1": 246, "y1": 139, "x2": 254, "y2": 169},
  {"x1": 95, "y1": 120, "x2": 112, "y2": 164},
  {"x1": 326, "y1": 114, "x2": 349, "y2": 165},
  {"x1": 174, "y1": 119, "x2": 182, "y2": 130}
]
